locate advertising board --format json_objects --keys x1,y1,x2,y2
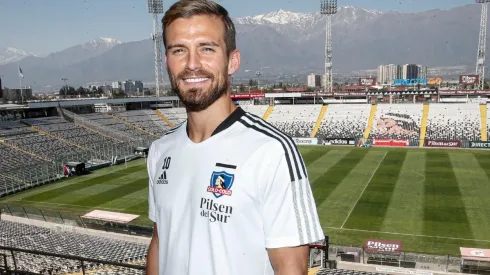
[
  {"x1": 293, "y1": 137, "x2": 318, "y2": 145},
  {"x1": 372, "y1": 138, "x2": 409, "y2": 147},
  {"x1": 333, "y1": 92, "x2": 367, "y2": 97},
  {"x1": 364, "y1": 239, "x2": 403, "y2": 253},
  {"x1": 392, "y1": 78, "x2": 427, "y2": 86},
  {"x1": 230, "y1": 93, "x2": 264, "y2": 99},
  {"x1": 323, "y1": 138, "x2": 356, "y2": 146},
  {"x1": 469, "y1": 141, "x2": 490, "y2": 149},
  {"x1": 459, "y1": 75, "x2": 479, "y2": 85},
  {"x1": 424, "y1": 140, "x2": 461, "y2": 148},
  {"x1": 359, "y1": 78, "x2": 376, "y2": 86},
  {"x1": 427, "y1": 77, "x2": 443, "y2": 85},
  {"x1": 438, "y1": 90, "x2": 490, "y2": 95},
  {"x1": 391, "y1": 78, "x2": 443, "y2": 86}
]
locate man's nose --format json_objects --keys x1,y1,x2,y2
[{"x1": 186, "y1": 50, "x2": 202, "y2": 71}]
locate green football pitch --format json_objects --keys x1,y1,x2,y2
[{"x1": 2, "y1": 146, "x2": 490, "y2": 255}]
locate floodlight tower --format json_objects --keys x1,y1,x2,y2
[
  {"x1": 476, "y1": 0, "x2": 490, "y2": 89},
  {"x1": 255, "y1": 71, "x2": 262, "y2": 88},
  {"x1": 148, "y1": 0, "x2": 165, "y2": 98},
  {"x1": 321, "y1": 0, "x2": 337, "y2": 94}
]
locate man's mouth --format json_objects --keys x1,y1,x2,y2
[{"x1": 183, "y1": 77, "x2": 210, "y2": 83}]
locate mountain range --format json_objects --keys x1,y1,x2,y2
[{"x1": 0, "y1": 4, "x2": 484, "y2": 90}]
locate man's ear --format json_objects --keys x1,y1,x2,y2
[{"x1": 227, "y1": 49, "x2": 241, "y2": 75}]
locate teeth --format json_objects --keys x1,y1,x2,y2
[{"x1": 184, "y1": 78, "x2": 208, "y2": 83}]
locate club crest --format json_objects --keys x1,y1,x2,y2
[{"x1": 207, "y1": 171, "x2": 234, "y2": 198}]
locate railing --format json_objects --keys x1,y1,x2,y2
[
  {"x1": 0, "y1": 143, "x2": 142, "y2": 198},
  {"x1": 0, "y1": 163, "x2": 62, "y2": 198},
  {"x1": 0, "y1": 245, "x2": 145, "y2": 275},
  {"x1": 61, "y1": 108, "x2": 137, "y2": 143},
  {"x1": 0, "y1": 203, "x2": 472, "y2": 274},
  {"x1": 328, "y1": 245, "x2": 464, "y2": 274},
  {"x1": 0, "y1": 204, "x2": 153, "y2": 238}
]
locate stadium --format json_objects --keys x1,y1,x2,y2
[
  {"x1": 1, "y1": 92, "x2": 490, "y2": 274},
  {"x1": 2, "y1": 0, "x2": 490, "y2": 275}
]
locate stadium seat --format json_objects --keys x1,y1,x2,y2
[
  {"x1": 267, "y1": 105, "x2": 322, "y2": 138},
  {"x1": 316, "y1": 104, "x2": 371, "y2": 140},
  {"x1": 0, "y1": 220, "x2": 147, "y2": 274},
  {"x1": 425, "y1": 103, "x2": 481, "y2": 141}
]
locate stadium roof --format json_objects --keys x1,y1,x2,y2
[
  {"x1": 460, "y1": 247, "x2": 490, "y2": 262},
  {"x1": 27, "y1": 96, "x2": 179, "y2": 108},
  {"x1": 0, "y1": 103, "x2": 28, "y2": 110}
]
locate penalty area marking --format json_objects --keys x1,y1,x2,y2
[
  {"x1": 340, "y1": 151, "x2": 387, "y2": 229},
  {"x1": 324, "y1": 226, "x2": 490, "y2": 243}
]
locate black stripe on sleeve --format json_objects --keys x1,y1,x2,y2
[
  {"x1": 239, "y1": 117, "x2": 296, "y2": 182},
  {"x1": 243, "y1": 113, "x2": 306, "y2": 180}
]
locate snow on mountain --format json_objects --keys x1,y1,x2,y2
[
  {"x1": 0, "y1": 47, "x2": 37, "y2": 65},
  {"x1": 234, "y1": 6, "x2": 390, "y2": 27},
  {"x1": 82, "y1": 37, "x2": 122, "y2": 50},
  {"x1": 235, "y1": 9, "x2": 317, "y2": 26}
]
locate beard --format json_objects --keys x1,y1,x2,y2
[{"x1": 168, "y1": 66, "x2": 229, "y2": 112}]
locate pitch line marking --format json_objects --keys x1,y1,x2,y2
[
  {"x1": 341, "y1": 151, "x2": 387, "y2": 229},
  {"x1": 324, "y1": 226, "x2": 490, "y2": 243}
]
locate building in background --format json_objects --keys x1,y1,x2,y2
[
  {"x1": 417, "y1": 65, "x2": 428, "y2": 79},
  {"x1": 122, "y1": 80, "x2": 144, "y2": 94},
  {"x1": 3, "y1": 87, "x2": 33, "y2": 102},
  {"x1": 307, "y1": 73, "x2": 321, "y2": 88},
  {"x1": 377, "y1": 65, "x2": 384, "y2": 85},
  {"x1": 402, "y1": 64, "x2": 419, "y2": 79},
  {"x1": 123, "y1": 80, "x2": 135, "y2": 94},
  {"x1": 112, "y1": 81, "x2": 122, "y2": 90},
  {"x1": 378, "y1": 63, "x2": 429, "y2": 84},
  {"x1": 377, "y1": 64, "x2": 399, "y2": 85},
  {"x1": 134, "y1": 81, "x2": 143, "y2": 93},
  {"x1": 396, "y1": 65, "x2": 403, "y2": 79}
]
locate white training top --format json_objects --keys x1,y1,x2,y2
[{"x1": 147, "y1": 107, "x2": 324, "y2": 275}]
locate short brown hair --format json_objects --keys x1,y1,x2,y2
[{"x1": 162, "y1": 0, "x2": 236, "y2": 56}]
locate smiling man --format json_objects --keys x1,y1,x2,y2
[{"x1": 145, "y1": 1, "x2": 324, "y2": 275}]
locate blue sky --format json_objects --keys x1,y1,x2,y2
[{"x1": 0, "y1": 0, "x2": 470, "y2": 56}]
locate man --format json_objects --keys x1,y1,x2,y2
[{"x1": 146, "y1": 1, "x2": 324, "y2": 274}]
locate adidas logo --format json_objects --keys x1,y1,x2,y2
[{"x1": 157, "y1": 171, "x2": 168, "y2": 184}]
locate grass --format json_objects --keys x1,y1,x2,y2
[{"x1": 2, "y1": 146, "x2": 490, "y2": 255}]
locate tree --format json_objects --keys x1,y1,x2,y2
[
  {"x1": 238, "y1": 84, "x2": 245, "y2": 93},
  {"x1": 59, "y1": 86, "x2": 75, "y2": 97},
  {"x1": 112, "y1": 90, "x2": 126, "y2": 98},
  {"x1": 76, "y1": 86, "x2": 85, "y2": 96}
]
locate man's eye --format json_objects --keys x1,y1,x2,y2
[
  {"x1": 172, "y1": 49, "x2": 184, "y2": 54},
  {"x1": 203, "y1": 47, "x2": 215, "y2": 52}
]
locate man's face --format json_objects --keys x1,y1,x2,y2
[{"x1": 165, "y1": 15, "x2": 239, "y2": 112}]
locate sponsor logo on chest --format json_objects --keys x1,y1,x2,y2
[
  {"x1": 200, "y1": 198, "x2": 233, "y2": 223},
  {"x1": 199, "y1": 162, "x2": 237, "y2": 224}
]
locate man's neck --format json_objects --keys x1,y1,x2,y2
[{"x1": 186, "y1": 95, "x2": 237, "y2": 143}]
